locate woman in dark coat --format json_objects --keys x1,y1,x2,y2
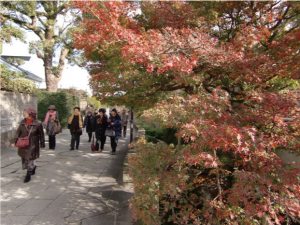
[
  {"x1": 68, "y1": 107, "x2": 83, "y2": 150},
  {"x1": 83, "y1": 111, "x2": 94, "y2": 142},
  {"x1": 43, "y1": 105, "x2": 59, "y2": 150},
  {"x1": 93, "y1": 108, "x2": 108, "y2": 152},
  {"x1": 107, "y1": 108, "x2": 121, "y2": 155},
  {"x1": 11, "y1": 106, "x2": 45, "y2": 183}
]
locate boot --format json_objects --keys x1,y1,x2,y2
[
  {"x1": 24, "y1": 172, "x2": 31, "y2": 183},
  {"x1": 31, "y1": 166, "x2": 37, "y2": 175}
]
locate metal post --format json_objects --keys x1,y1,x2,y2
[{"x1": 130, "y1": 106, "x2": 134, "y2": 143}]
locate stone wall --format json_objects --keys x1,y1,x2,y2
[{"x1": 1, "y1": 91, "x2": 37, "y2": 149}]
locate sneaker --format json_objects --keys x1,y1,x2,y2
[
  {"x1": 70, "y1": 148, "x2": 75, "y2": 150},
  {"x1": 100, "y1": 149, "x2": 103, "y2": 152}
]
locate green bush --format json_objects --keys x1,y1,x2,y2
[
  {"x1": 162, "y1": 128, "x2": 178, "y2": 145},
  {"x1": 141, "y1": 121, "x2": 178, "y2": 145},
  {"x1": 6, "y1": 78, "x2": 35, "y2": 94},
  {"x1": 145, "y1": 128, "x2": 157, "y2": 137},
  {"x1": 36, "y1": 90, "x2": 80, "y2": 127},
  {"x1": 0, "y1": 64, "x2": 34, "y2": 93},
  {"x1": 0, "y1": 64, "x2": 25, "y2": 81},
  {"x1": 145, "y1": 135, "x2": 158, "y2": 144}
]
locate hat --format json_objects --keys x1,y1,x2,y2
[
  {"x1": 87, "y1": 111, "x2": 92, "y2": 114},
  {"x1": 48, "y1": 105, "x2": 56, "y2": 110},
  {"x1": 24, "y1": 106, "x2": 37, "y2": 117},
  {"x1": 99, "y1": 108, "x2": 106, "y2": 113}
]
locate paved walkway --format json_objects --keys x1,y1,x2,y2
[{"x1": 1, "y1": 128, "x2": 135, "y2": 225}]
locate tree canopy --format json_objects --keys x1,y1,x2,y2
[
  {"x1": 0, "y1": 1, "x2": 83, "y2": 92},
  {"x1": 74, "y1": 1, "x2": 300, "y2": 224}
]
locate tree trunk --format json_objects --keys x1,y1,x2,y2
[
  {"x1": 45, "y1": 73, "x2": 61, "y2": 92},
  {"x1": 44, "y1": 48, "x2": 69, "y2": 92},
  {"x1": 44, "y1": 54, "x2": 60, "y2": 92}
]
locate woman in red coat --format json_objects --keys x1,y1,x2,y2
[{"x1": 11, "y1": 106, "x2": 45, "y2": 183}]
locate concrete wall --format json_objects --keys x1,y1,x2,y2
[{"x1": 1, "y1": 91, "x2": 37, "y2": 149}]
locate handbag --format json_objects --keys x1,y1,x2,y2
[
  {"x1": 16, "y1": 126, "x2": 33, "y2": 148},
  {"x1": 91, "y1": 134, "x2": 95, "y2": 152},
  {"x1": 105, "y1": 126, "x2": 115, "y2": 137},
  {"x1": 53, "y1": 121, "x2": 62, "y2": 134}
]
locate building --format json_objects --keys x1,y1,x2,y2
[{"x1": 0, "y1": 55, "x2": 44, "y2": 86}]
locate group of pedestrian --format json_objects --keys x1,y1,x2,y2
[
  {"x1": 84, "y1": 107, "x2": 128, "y2": 154},
  {"x1": 11, "y1": 105, "x2": 129, "y2": 183}
]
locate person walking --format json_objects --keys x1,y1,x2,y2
[
  {"x1": 43, "y1": 105, "x2": 59, "y2": 150},
  {"x1": 120, "y1": 108, "x2": 129, "y2": 137},
  {"x1": 11, "y1": 106, "x2": 45, "y2": 183},
  {"x1": 68, "y1": 107, "x2": 83, "y2": 150},
  {"x1": 107, "y1": 108, "x2": 121, "y2": 155},
  {"x1": 93, "y1": 108, "x2": 108, "y2": 152},
  {"x1": 83, "y1": 111, "x2": 94, "y2": 142}
]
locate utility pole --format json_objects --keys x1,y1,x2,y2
[
  {"x1": 130, "y1": 80, "x2": 135, "y2": 143},
  {"x1": 130, "y1": 106, "x2": 134, "y2": 143}
]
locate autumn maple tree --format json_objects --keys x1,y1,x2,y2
[{"x1": 74, "y1": 1, "x2": 300, "y2": 224}]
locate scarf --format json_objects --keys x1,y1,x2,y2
[
  {"x1": 44, "y1": 111, "x2": 57, "y2": 125},
  {"x1": 26, "y1": 118, "x2": 34, "y2": 126},
  {"x1": 68, "y1": 112, "x2": 83, "y2": 128}
]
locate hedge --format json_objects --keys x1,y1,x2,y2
[{"x1": 36, "y1": 90, "x2": 80, "y2": 127}]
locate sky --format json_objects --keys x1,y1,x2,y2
[{"x1": 2, "y1": 32, "x2": 92, "y2": 95}]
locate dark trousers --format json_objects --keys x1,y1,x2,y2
[
  {"x1": 88, "y1": 132, "x2": 92, "y2": 141},
  {"x1": 123, "y1": 126, "x2": 127, "y2": 137},
  {"x1": 95, "y1": 136, "x2": 106, "y2": 150},
  {"x1": 71, "y1": 134, "x2": 80, "y2": 149},
  {"x1": 110, "y1": 136, "x2": 118, "y2": 153},
  {"x1": 49, "y1": 135, "x2": 56, "y2": 149}
]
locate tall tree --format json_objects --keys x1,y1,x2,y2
[
  {"x1": 0, "y1": 1, "x2": 81, "y2": 92},
  {"x1": 75, "y1": 1, "x2": 300, "y2": 224}
]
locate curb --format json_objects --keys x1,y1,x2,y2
[{"x1": 122, "y1": 123, "x2": 145, "y2": 225}]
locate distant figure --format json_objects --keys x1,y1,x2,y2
[
  {"x1": 11, "y1": 106, "x2": 45, "y2": 183},
  {"x1": 68, "y1": 107, "x2": 83, "y2": 150},
  {"x1": 93, "y1": 108, "x2": 108, "y2": 152},
  {"x1": 43, "y1": 105, "x2": 59, "y2": 150},
  {"x1": 83, "y1": 111, "x2": 94, "y2": 142},
  {"x1": 120, "y1": 108, "x2": 129, "y2": 137},
  {"x1": 107, "y1": 108, "x2": 121, "y2": 155}
]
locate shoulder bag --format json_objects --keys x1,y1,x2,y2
[
  {"x1": 53, "y1": 121, "x2": 63, "y2": 134},
  {"x1": 105, "y1": 126, "x2": 115, "y2": 137},
  {"x1": 16, "y1": 126, "x2": 33, "y2": 148}
]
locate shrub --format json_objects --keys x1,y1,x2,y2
[
  {"x1": 36, "y1": 90, "x2": 80, "y2": 127},
  {"x1": 0, "y1": 64, "x2": 35, "y2": 93},
  {"x1": 141, "y1": 121, "x2": 179, "y2": 145},
  {"x1": 87, "y1": 97, "x2": 101, "y2": 109},
  {"x1": 145, "y1": 128, "x2": 157, "y2": 137},
  {"x1": 6, "y1": 78, "x2": 35, "y2": 94},
  {"x1": 0, "y1": 78, "x2": 7, "y2": 89},
  {"x1": 0, "y1": 64, "x2": 25, "y2": 81},
  {"x1": 145, "y1": 135, "x2": 158, "y2": 144}
]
